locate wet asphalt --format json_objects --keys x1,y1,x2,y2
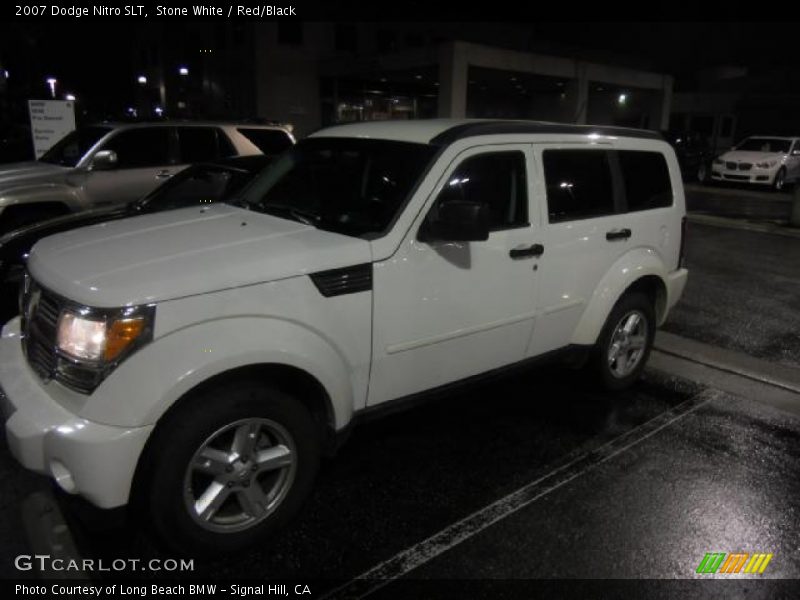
[
  {"x1": 662, "y1": 221, "x2": 800, "y2": 369},
  {"x1": 685, "y1": 183, "x2": 793, "y2": 221}
]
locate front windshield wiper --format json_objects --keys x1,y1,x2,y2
[{"x1": 254, "y1": 203, "x2": 320, "y2": 227}]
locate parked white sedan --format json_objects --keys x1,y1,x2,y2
[{"x1": 710, "y1": 136, "x2": 800, "y2": 191}]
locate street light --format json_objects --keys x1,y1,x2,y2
[
  {"x1": 65, "y1": 93, "x2": 76, "y2": 101},
  {"x1": 137, "y1": 75, "x2": 147, "y2": 85},
  {"x1": 618, "y1": 93, "x2": 628, "y2": 105},
  {"x1": 179, "y1": 66, "x2": 189, "y2": 76},
  {"x1": 46, "y1": 77, "x2": 57, "y2": 98}
]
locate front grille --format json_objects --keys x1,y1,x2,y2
[
  {"x1": 22, "y1": 281, "x2": 62, "y2": 381},
  {"x1": 726, "y1": 161, "x2": 737, "y2": 170},
  {"x1": 738, "y1": 163, "x2": 753, "y2": 171},
  {"x1": 21, "y1": 279, "x2": 100, "y2": 394}
]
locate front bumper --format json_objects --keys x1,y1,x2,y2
[
  {"x1": 1, "y1": 317, "x2": 152, "y2": 509},
  {"x1": 710, "y1": 166, "x2": 777, "y2": 185}
]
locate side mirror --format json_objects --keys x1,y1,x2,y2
[
  {"x1": 91, "y1": 149, "x2": 118, "y2": 170},
  {"x1": 420, "y1": 200, "x2": 490, "y2": 243}
]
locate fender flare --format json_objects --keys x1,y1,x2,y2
[
  {"x1": 80, "y1": 317, "x2": 358, "y2": 431},
  {"x1": 570, "y1": 248, "x2": 669, "y2": 346}
]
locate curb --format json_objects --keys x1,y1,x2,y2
[{"x1": 654, "y1": 331, "x2": 800, "y2": 395}]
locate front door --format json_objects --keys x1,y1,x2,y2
[
  {"x1": 84, "y1": 127, "x2": 179, "y2": 207},
  {"x1": 368, "y1": 144, "x2": 541, "y2": 406}
]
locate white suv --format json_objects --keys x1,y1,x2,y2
[{"x1": 0, "y1": 120, "x2": 688, "y2": 554}]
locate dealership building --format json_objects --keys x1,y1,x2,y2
[{"x1": 135, "y1": 23, "x2": 674, "y2": 137}]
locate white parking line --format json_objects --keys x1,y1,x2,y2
[{"x1": 323, "y1": 388, "x2": 720, "y2": 599}]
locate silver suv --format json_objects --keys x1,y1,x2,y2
[{"x1": 0, "y1": 122, "x2": 295, "y2": 231}]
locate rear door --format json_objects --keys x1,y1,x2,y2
[
  {"x1": 527, "y1": 143, "x2": 677, "y2": 357},
  {"x1": 526, "y1": 145, "x2": 624, "y2": 357}
]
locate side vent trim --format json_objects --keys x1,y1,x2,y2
[{"x1": 310, "y1": 264, "x2": 373, "y2": 297}]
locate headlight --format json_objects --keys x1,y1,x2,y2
[
  {"x1": 756, "y1": 161, "x2": 777, "y2": 168},
  {"x1": 57, "y1": 310, "x2": 149, "y2": 362}
]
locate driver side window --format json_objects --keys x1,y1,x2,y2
[
  {"x1": 434, "y1": 151, "x2": 528, "y2": 231},
  {"x1": 100, "y1": 128, "x2": 172, "y2": 169}
]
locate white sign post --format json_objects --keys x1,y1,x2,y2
[{"x1": 28, "y1": 99, "x2": 76, "y2": 159}]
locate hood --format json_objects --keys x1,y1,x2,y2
[
  {"x1": 0, "y1": 161, "x2": 71, "y2": 189},
  {"x1": 719, "y1": 150, "x2": 785, "y2": 163},
  {"x1": 27, "y1": 203, "x2": 372, "y2": 307},
  {"x1": 0, "y1": 207, "x2": 127, "y2": 261}
]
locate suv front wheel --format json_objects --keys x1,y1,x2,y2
[
  {"x1": 139, "y1": 380, "x2": 320, "y2": 556},
  {"x1": 589, "y1": 292, "x2": 655, "y2": 391}
]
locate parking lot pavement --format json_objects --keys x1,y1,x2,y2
[
  {"x1": 383, "y1": 388, "x2": 800, "y2": 579},
  {"x1": 662, "y1": 222, "x2": 800, "y2": 369},
  {"x1": 685, "y1": 183, "x2": 792, "y2": 222}
]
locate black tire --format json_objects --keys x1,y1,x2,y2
[
  {"x1": 137, "y1": 380, "x2": 320, "y2": 557},
  {"x1": 588, "y1": 292, "x2": 656, "y2": 392},
  {"x1": 773, "y1": 167, "x2": 787, "y2": 192}
]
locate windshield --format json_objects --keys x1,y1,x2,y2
[
  {"x1": 137, "y1": 164, "x2": 259, "y2": 212},
  {"x1": 39, "y1": 126, "x2": 112, "y2": 166},
  {"x1": 735, "y1": 137, "x2": 792, "y2": 153},
  {"x1": 238, "y1": 137, "x2": 438, "y2": 238}
]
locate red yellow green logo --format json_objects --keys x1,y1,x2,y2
[{"x1": 696, "y1": 552, "x2": 773, "y2": 575}]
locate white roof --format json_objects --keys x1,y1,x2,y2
[
  {"x1": 308, "y1": 118, "x2": 661, "y2": 145},
  {"x1": 309, "y1": 119, "x2": 474, "y2": 144}
]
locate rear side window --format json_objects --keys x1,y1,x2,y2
[
  {"x1": 542, "y1": 150, "x2": 614, "y2": 223},
  {"x1": 435, "y1": 151, "x2": 528, "y2": 231},
  {"x1": 101, "y1": 128, "x2": 171, "y2": 168},
  {"x1": 178, "y1": 127, "x2": 229, "y2": 163},
  {"x1": 237, "y1": 128, "x2": 293, "y2": 155},
  {"x1": 619, "y1": 151, "x2": 672, "y2": 211}
]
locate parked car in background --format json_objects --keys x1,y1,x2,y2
[
  {"x1": 0, "y1": 155, "x2": 271, "y2": 323},
  {"x1": 661, "y1": 130, "x2": 713, "y2": 183},
  {"x1": 0, "y1": 119, "x2": 688, "y2": 555},
  {"x1": 710, "y1": 136, "x2": 800, "y2": 191},
  {"x1": 0, "y1": 122, "x2": 295, "y2": 232}
]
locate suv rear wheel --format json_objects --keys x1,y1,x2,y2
[
  {"x1": 139, "y1": 380, "x2": 320, "y2": 556},
  {"x1": 589, "y1": 292, "x2": 655, "y2": 391}
]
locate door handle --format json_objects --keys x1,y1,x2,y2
[
  {"x1": 606, "y1": 228, "x2": 631, "y2": 241},
  {"x1": 156, "y1": 170, "x2": 173, "y2": 179},
  {"x1": 509, "y1": 243, "x2": 544, "y2": 259}
]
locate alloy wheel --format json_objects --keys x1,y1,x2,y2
[
  {"x1": 183, "y1": 418, "x2": 297, "y2": 533},
  {"x1": 606, "y1": 310, "x2": 648, "y2": 378}
]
